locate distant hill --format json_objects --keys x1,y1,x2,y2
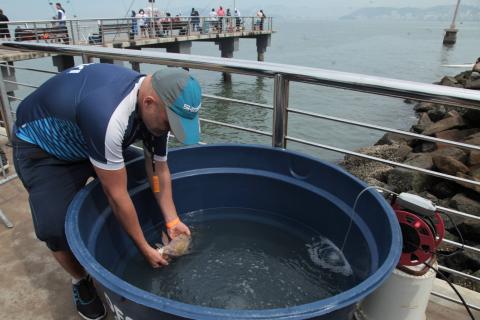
[{"x1": 341, "y1": 5, "x2": 480, "y2": 21}]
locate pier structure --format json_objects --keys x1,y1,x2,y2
[
  {"x1": 0, "y1": 16, "x2": 272, "y2": 71},
  {"x1": 0, "y1": 16, "x2": 272, "y2": 108}
]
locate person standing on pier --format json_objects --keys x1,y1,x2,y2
[
  {"x1": 260, "y1": 9, "x2": 266, "y2": 31},
  {"x1": 131, "y1": 10, "x2": 138, "y2": 36},
  {"x1": 234, "y1": 8, "x2": 241, "y2": 31},
  {"x1": 137, "y1": 9, "x2": 147, "y2": 38},
  {"x1": 191, "y1": 8, "x2": 200, "y2": 32},
  {"x1": 209, "y1": 8, "x2": 218, "y2": 32},
  {"x1": 217, "y1": 6, "x2": 225, "y2": 31},
  {"x1": 0, "y1": 9, "x2": 10, "y2": 40},
  {"x1": 55, "y1": 3, "x2": 66, "y2": 26},
  {"x1": 13, "y1": 64, "x2": 202, "y2": 320}
]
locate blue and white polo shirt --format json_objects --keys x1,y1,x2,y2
[{"x1": 15, "y1": 63, "x2": 168, "y2": 170}]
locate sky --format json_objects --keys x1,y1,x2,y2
[{"x1": 0, "y1": 0, "x2": 472, "y2": 21}]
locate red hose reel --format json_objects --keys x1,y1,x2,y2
[{"x1": 394, "y1": 206, "x2": 445, "y2": 267}]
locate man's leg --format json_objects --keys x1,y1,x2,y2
[
  {"x1": 52, "y1": 250, "x2": 86, "y2": 280},
  {"x1": 13, "y1": 141, "x2": 106, "y2": 320}
]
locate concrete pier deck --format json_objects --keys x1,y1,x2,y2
[
  {"x1": 0, "y1": 135, "x2": 479, "y2": 320},
  {"x1": 0, "y1": 48, "x2": 51, "y2": 62}
]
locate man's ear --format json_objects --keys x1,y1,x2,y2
[{"x1": 144, "y1": 96, "x2": 156, "y2": 109}]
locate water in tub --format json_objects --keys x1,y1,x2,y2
[{"x1": 117, "y1": 207, "x2": 361, "y2": 310}]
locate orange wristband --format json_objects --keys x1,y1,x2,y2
[
  {"x1": 166, "y1": 217, "x2": 180, "y2": 229},
  {"x1": 152, "y1": 176, "x2": 160, "y2": 193}
]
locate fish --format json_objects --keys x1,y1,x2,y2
[{"x1": 155, "y1": 232, "x2": 192, "y2": 258}]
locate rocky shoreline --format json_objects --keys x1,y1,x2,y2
[{"x1": 341, "y1": 69, "x2": 480, "y2": 292}]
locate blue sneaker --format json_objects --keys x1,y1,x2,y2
[{"x1": 72, "y1": 276, "x2": 107, "y2": 320}]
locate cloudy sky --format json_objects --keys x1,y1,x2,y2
[{"x1": 0, "y1": 0, "x2": 470, "y2": 20}]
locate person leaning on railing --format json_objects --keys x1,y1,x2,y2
[
  {"x1": 12, "y1": 63, "x2": 202, "y2": 320},
  {"x1": 0, "y1": 9, "x2": 11, "y2": 40}
]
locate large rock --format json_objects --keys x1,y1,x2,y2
[
  {"x1": 454, "y1": 70, "x2": 472, "y2": 85},
  {"x1": 435, "y1": 128, "x2": 480, "y2": 149},
  {"x1": 412, "y1": 112, "x2": 434, "y2": 133},
  {"x1": 440, "y1": 76, "x2": 463, "y2": 88},
  {"x1": 472, "y1": 165, "x2": 480, "y2": 180},
  {"x1": 465, "y1": 77, "x2": 480, "y2": 89},
  {"x1": 457, "y1": 219, "x2": 480, "y2": 243},
  {"x1": 414, "y1": 102, "x2": 436, "y2": 113},
  {"x1": 427, "y1": 106, "x2": 447, "y2": 122},
  {"x1": 375, "y1": 132, "x2": 412, "y2": 146},
  {"x1": 432, "y1": 155, "x2": 470, "y2": 175},
  {"x1": 440, "y1": 246, "x2": 480, "y2": 271},
  {"x1": 387, "y1": 168, "x2": 432, "y2": 193},
  {"x1": 412, "y1": 141, "x2": 437, "y2": 153},
  {"x1": 341, "y1": 144, "x2": 412, "y2": 182},
  {"x1": 430, "y1": 181, "x2": 458, "y2": 199},
  {"x1": 437, "y1": 230, "x2": 459, "y2": 253},
  {"x1": 465, "y1": 132, "x2": 480, "y2": 146},
  {"x1": 423, "y1": 111, "x2": 466, "y2": 136},
  {"x1": 404, "y1": 153, "x2": 434, "y2": 169},
  {"x1": 470, "y1": 151, "x2": 480, "y2": 166},
  {"x1": 449, "y1": 193, "x2": 480, "y2": 217},
  {"x1": 431, "y1": 147, "x2": 468, "y2": 163},
  {"x1": 462, "y1": 108, "x2": 480, "y2": 126},
  {"x1": 455, "y1": 172, "x2": 480, "y2": 194}
]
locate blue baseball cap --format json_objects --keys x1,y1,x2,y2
[{"x1": 151, "y1": 68, "x2": 202, "y2": 144}]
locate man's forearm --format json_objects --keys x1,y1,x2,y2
[
  {"x1": 155, "y1": 170, "x2": 177, "y2": 222},
  {"x1": 145, "y1": 158, "x2": 178, "y2": 223},
  {"x1": 106, "y1": 191, "x2": 150, "y2": 252}
]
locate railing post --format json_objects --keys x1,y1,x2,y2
[
  {"x1": 100, "y1": 20, "x2": 105, "y2": 46},
  {"x1": 0, "y1": 68, "x2": 14, "y2": 143},
  {"x1": 76, "y1": 20, "x2": 80, "y2": 44},
  {"x1": 82, "y1": 54, "x2": 92, "y2": 64},
  {"x1": 33, "y1": 22, "x2": 39, "y2": 42},
  {"x1": 272, "y1": 74, "x2": 289, "y2": 148},
  {"x1": 69, "y1": 20, "x2": 76, "y2": 44}
]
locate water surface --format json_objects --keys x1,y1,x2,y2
[{"x1": 117, "y1": 208, "x2": 357, "y2": 309}]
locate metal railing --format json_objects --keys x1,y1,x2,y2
[
  {"x1": 1, "y1": 16, "x2": 272, "y2": 46},
  {"x1": 0, "y1": 42, "x2": 479, "y2": 312}
]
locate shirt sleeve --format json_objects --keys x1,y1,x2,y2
[{"x1": 77, "y1": 93, "x2": 127, "y2": 171}]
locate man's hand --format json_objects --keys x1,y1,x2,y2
[
  {"x1": 142, "y1": 245, "x2": 170, "y2": 268},
  {"x1": 167, "y1": 220, "x2": 191, "y2": 239}
]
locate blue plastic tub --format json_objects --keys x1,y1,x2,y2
[{"x1": 66, "y1": 144, "x2": 401, "y2": 320}]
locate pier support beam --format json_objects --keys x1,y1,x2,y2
[
  {"x1": 131, "y1": 61, "x2": 141, "y2": 72},
  {"x1": 443, "y1": 29, "x2": 458, "y2": 45},
  {"x1": 217, "y1": 38, "x2": 239, "y2": 82},
  {"x1": 256, "y1": 35, "x2": 271, "y2": 62},
  {"x1": 443, "y1": 0, "x2": 461, "y2": 46},
  {"x1": 52, "y1": 55, "x2": 75, "y2": 72},
  {"x1": 165, "y1": 41, "x2": 192, "y2": 54}
]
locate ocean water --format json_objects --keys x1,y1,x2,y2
[
  {"x1": 10, "y1": 20, "x2": 480, "y2": 161},
  {"x1": 116, "y1": 208, "x2": 358, "y2": 309}
]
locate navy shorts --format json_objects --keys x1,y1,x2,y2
[{"x1": 13, "y1": 136, "x2": 143, "y2": 252}]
